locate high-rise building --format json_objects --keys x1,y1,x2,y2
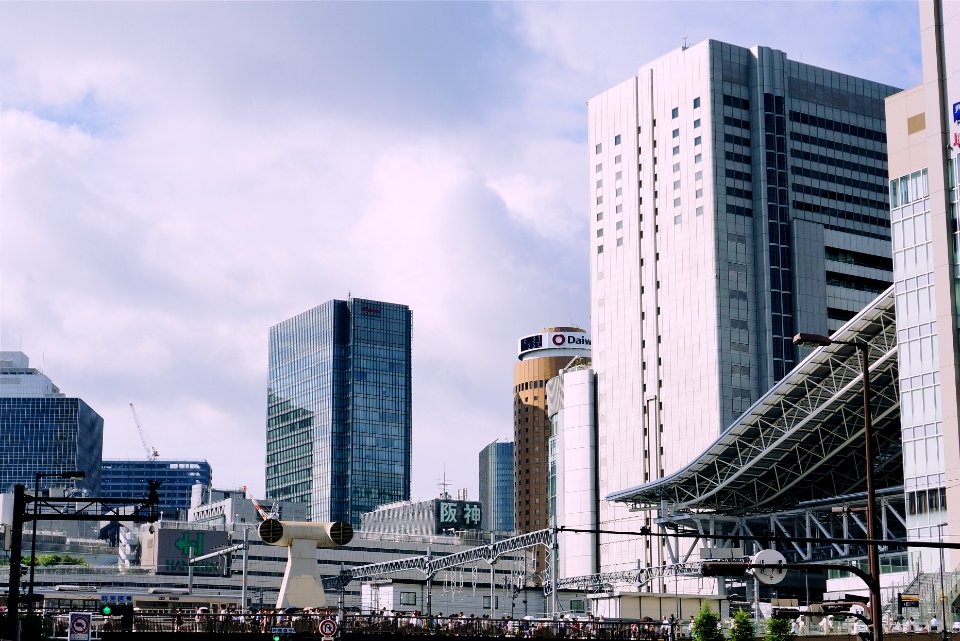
[
  {"x1": 0, "y1": 351, "x2": 102, "y2": 495},
  {"x1": 513, "y1": 328, "x2": 590, "y2": 534},
  {"x1": 265, "y1": 298, "x2": 412, "y2": 526},
  {"x1": 101, "y1": 459, "x2": 212, "y2": 519},
  {"x1": 546, "y1": 363, "x2": 598, "y2": 579},
  {"x1": 885, "y1": 0, "x2": 960, "y2": 570},
  {"x1": 478, "y1": 440, "x2": 514, "y2": 533},
  {"x1": 589, "y1": 41, "x2": 899, "y2": 571}
]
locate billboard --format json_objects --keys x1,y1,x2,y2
[
  {"x1": 433, "y1": 500, "x2": 482, "y2": 533},
  {"x1": 517, "y1": 331, "x2": 591, "y2": 359},
  {"x1": 149, "y1": 528, "x2": 230, "y2": 575}
]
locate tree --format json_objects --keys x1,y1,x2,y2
[
  {"x1": 765, "y1": 616, "x2": 796, "y2": 641},
  {"x1": 693, "y1": 603, "x2": 724, "y2": 641},
  {"x1": 730, "y1": 609, "x2": 756, "y2": 641}
]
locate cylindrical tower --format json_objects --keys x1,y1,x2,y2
[{"x1": 513, "y1": 327, "x2": 591, "y2": 535}]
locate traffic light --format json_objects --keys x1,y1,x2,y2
[{"x1": 100, "y1": 604, "x2": 112, "y2": 615}]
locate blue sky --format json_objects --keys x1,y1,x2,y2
[{"x1": 0, "y1": 1, "x2": 921, "y2": 501}]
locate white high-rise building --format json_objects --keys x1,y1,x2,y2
[
  {"x1": 885, "y1": 0, "x2": 960, "y2": 571},
  {"x1": 588, "y1": 40, "x2": 899, "y2": 572}
]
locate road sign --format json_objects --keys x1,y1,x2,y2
[
  {"x1": 272, "y1": 627, "x2": 295, "y2": 633},
  {"x1": 320, "y1": 618, "x2": 338, "y2": 636},
  {"x1": 68, "y1": 612, "x2": 92, "y2": 641}
]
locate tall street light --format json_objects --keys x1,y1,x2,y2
[
  {"x1": 793, "y1": 333, "x2": 882, "y2": 641},
  {"x1": 28, "y1": 470, "x2": 86, "y2": 612}
]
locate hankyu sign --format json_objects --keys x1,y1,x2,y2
[
  {"x1": 434, "y1": 499, "x2": 482, "y2": 532},
  {"x1": 154, "y1": 529, "x2": 229, "y2": 575},
  {"x1": 953, "y1": 100, "x2": 960, "y2": 124},
  {"x1": 517, "y1": 331, "x2": 591, "y2": 359}
]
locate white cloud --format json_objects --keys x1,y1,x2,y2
[{"x1": 0, "y1": 0, "x2": 921, "y2": 504}]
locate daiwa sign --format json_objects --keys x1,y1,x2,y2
[{"x1": 518, "y1": 330, "x2": 591, "y2": 359}]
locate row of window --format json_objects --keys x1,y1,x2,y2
[{"x1": 789, "y1": 110, "x2": 886, "y2": 143}]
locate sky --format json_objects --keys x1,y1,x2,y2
[{"x1": 0, "y1": 1, "x2": 922, "y2": 502}]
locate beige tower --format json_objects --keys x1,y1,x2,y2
[{"x1": 513, "y1": 327, "x2": 591, "y2": 537}]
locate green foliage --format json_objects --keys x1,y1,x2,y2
[
  {"x1": 765, "y1": 616, "x2": 796, "y2": 641},
  {"x1": 24, "y1": 553, "x2": 89, "y2": 566},
  {"x1": 730, "y1": 609, "x2": 756, "y2": 641},
  {"x1": 693, "y1": 603, "x2": 724, "y2": 641}
]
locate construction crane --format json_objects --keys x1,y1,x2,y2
[{"x1": 129, "y1": 403, "x2": 159, "y2": 461}]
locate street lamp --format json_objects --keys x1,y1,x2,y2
[
  {"x1": 793, "y1": 332, "x2": 882, "y2": 641},
  {"x1": 28, "y1": 471, "x2": 86, "y2": 611}
]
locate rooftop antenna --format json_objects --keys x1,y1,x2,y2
[
  {"x1": 682, "y1": 35, "x2": 689, "y2": 51},
  {"x1": 437, "y1": 464, "x2": 451, "y2": 500}
]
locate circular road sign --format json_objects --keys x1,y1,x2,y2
[
  {"x1": 71, "y1": 617, "x2": 90, "y2": 633},
  {"x1": 319, "y1": 618, "x2": 338, "y2": 636},
  {"x1": 751, "y1": 548, "x2": 787, "y2": 586}
]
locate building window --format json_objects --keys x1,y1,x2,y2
[
  {"x1": 673, "y1": 180, "x2": 681, "y2": 189},
  {"x1": 596, "y1": 163, "x2": 602, "y2": 173},
  {"x1": 693, "y1": 97, "x2": 701, "y2": 109},
  {"x1": 597, "y1": 245, "x2": 604, "y2": 254},
  {"x1": 597, "y1": 212, "x2": 603, "y2": 221},
  {"x1": 616, "y1": 187, "x2": 622, "y2": 196},
  {"x1": 672, "y1": 146, "x2": 680, "y2": 156},
  {"x1": 616, "y1": 221, "x2": 623, "y2": 230},
  {"x1": 673, "y1": 197, "x2": 681, "y2": 206},
  {"x1": 695, "y1": 171, "x2": 703, "y2": 181},
  {"x1": 596, "y1": 195, "x2": 603, "y2": 204},
  {"x1": 597, "y1": 229, "x2": 603, "y2": 237},
  {"x1": 596, "y1": 179, "x2": 603, "y2": 188},
  {"x1": 615, "y1": 134, "x2": 621, "y2": 145},
  {"x1": 694, "y1": 136, "x2": 702, "y2": 146},
  {"x1": 672, "y1": 128, "x2": 680, "y2": 138},
  {"x1": 696, "y1": 206, "x2": 704, "y2": 216},
  {"x1": 674, "y1": 215, "x2": 682, "y2": 224},
  {"x1": 401, "y1": 592, "x2": 417, "y2": 606},
  {"x1": 615, "y1": 171, "x2": 622, "y2": 180},
  {"x1": 672, "y1": 107, "x2": 679, "y2": 118},
  {"x1": 695, "y1": 153, "x2": 702, "y2": 163},
  {"x1": 615, "y1": 204, "x2": 623, "y2": 213},
  {"x1": 596, "y1": 143, "x2": 602, "y2": 154},
  {"x1": 673, "y1": 163, "x2": 681, "y2": 173},
  {"x1": 615, "y1": 154, "x2": 622, "y2": 164},
  {"x1": 694, "y1": 118, "x2": 701, "y2": 128},
  {"x1": 617, "y1": 237, "x2": 623, "y2": 246},
  {"x1": 696, "y1": 188, "x2": 703, "y2": 198}
]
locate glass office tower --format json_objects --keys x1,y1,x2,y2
[
  {"x1": 265, "y1": 298, "x2": 412, "y2": 526},
  {"x1": 0, "y1": 351, "x2": 103, "y2": 495},
  {"x1": 478, "y1": 440, "x2": 514, "y2": 533},
  {"x1": 101, "y1": 459, "x2": 212, "y2": 519}
]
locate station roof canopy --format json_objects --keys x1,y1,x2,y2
[{"x1": 607, "y1": 287, "x2": 901, "y2": 515}]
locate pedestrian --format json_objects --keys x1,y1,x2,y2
[{"x1": 931, "y1": 616, "x2": 939, "y2": 632}]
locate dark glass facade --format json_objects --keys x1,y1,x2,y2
[
  {"x1": 101, "y1": 460, "x2": 212, "y2": 519},
  {"x1": 266, "y1": 298, "x2": 412, "y2": 526},
  {"x1": 479, "y1": 441, "x2": 514, "y2": 532},
  {"x1": 0, "y1": 397, "x2": 103, "y2": 495}
]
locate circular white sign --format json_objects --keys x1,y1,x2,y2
[
  {"x1": 751, "y1": 548, "x2": 787, "y2": 585},
  {"x1": 319, "y1": 618, "x2": 338, "y2": 636}
]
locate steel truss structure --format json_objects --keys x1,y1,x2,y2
[
  {"x1": 323, "y1": 528, "x2": 554, "y2": 590},
  {"x1": 608, "y1": 287, "x2": 900, "y2": 515}
]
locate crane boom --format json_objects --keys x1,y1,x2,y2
[{"x1": 129, "y1": 403, "x2": 159, "y2": 461}]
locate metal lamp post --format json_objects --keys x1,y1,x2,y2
[
  {"x1": 28, "y1": 471, "x2": 86, "y2": 612},
  {"x1": 793, "y1": 332, "x2": 881, "y2": 641}
]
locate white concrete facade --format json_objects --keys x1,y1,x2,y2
[
  {"x1": 589, "y1": 41, "x2": 898, "y2": 573},
  {"x1": 546, "y1": 365, "x2": 598, "y2": 579},
  {"x1": 885, "y1": 0, "x2": 960, "y2": 571}
]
